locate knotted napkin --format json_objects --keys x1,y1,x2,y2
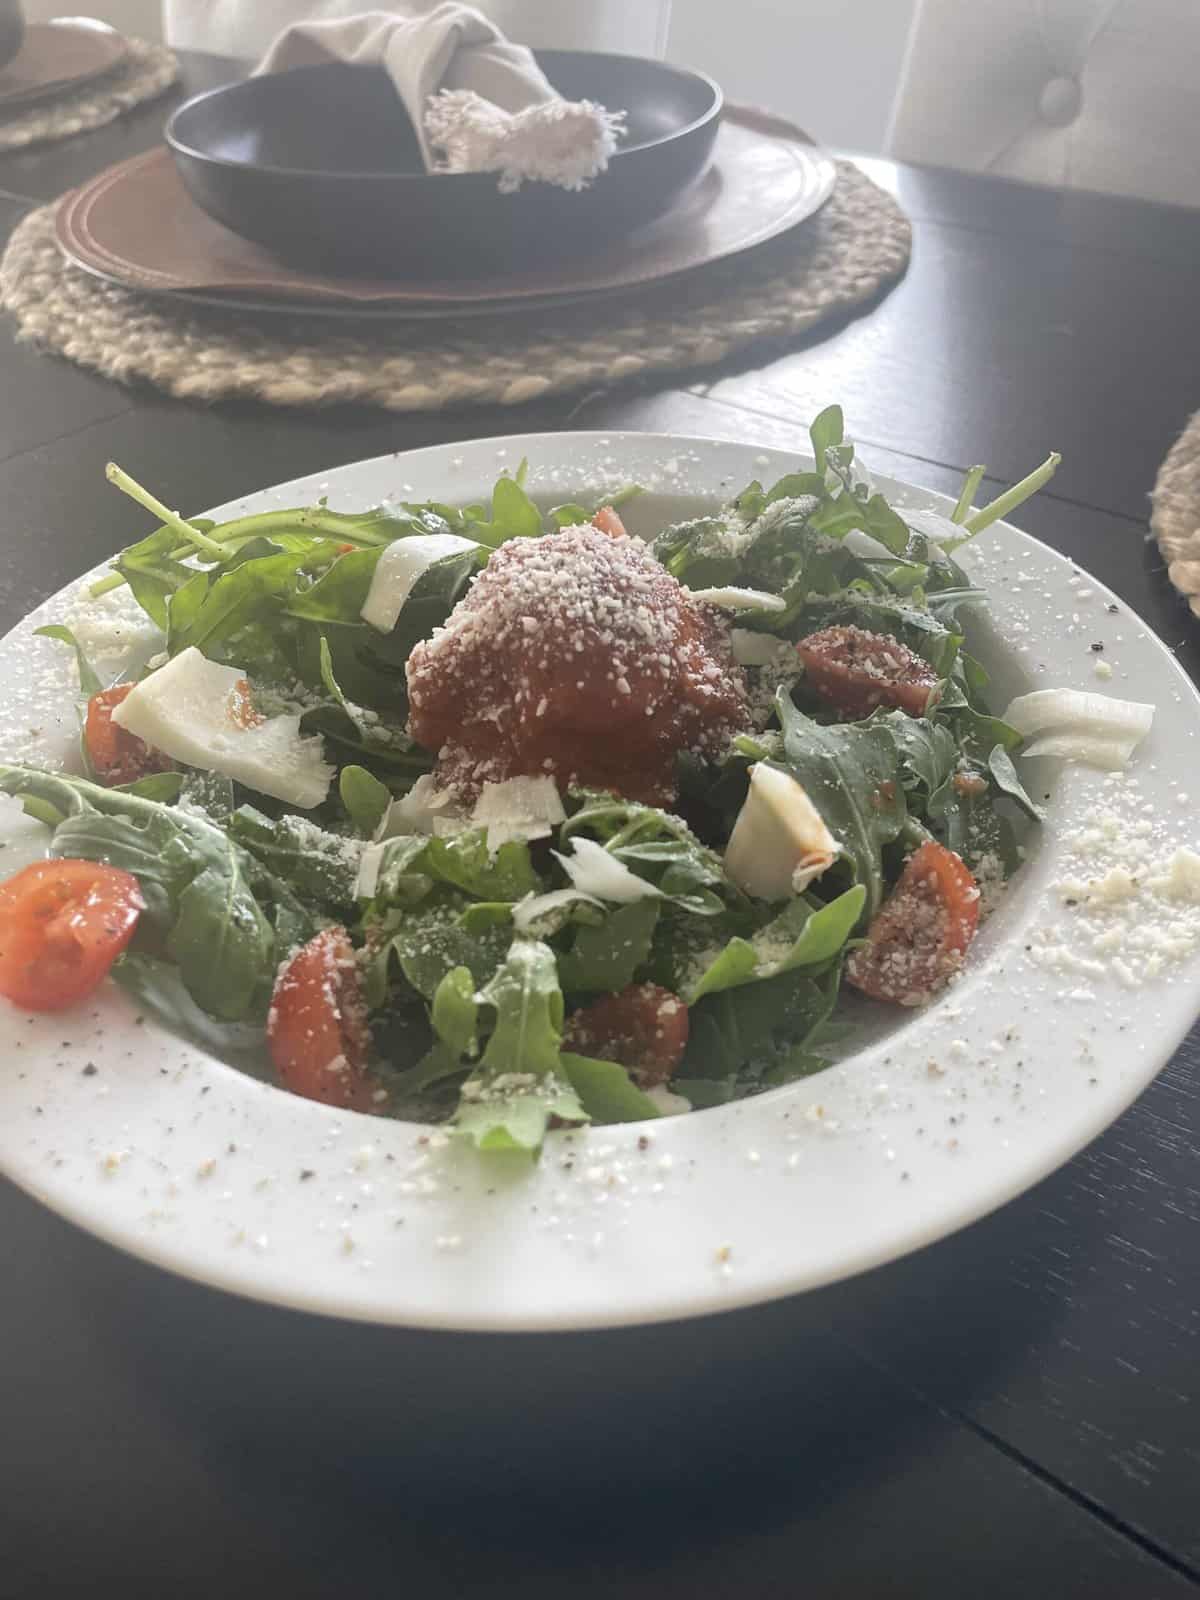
[{"x1": 256, "y1": 4, "x2": 625, "y2": 191}]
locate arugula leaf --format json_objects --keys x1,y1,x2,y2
[
  {"x1": 469, "y1": 470, "x2": 543, "y2": 547},
  {"x1": 453, "y1": 940, "x2": 586, "y2": 1153},
  {"x1": 810, "y1": 404, "x2": 844, "y2": 476},
  {"x1": 166, "y1": 548, "x2": 302, "y2": 661},
  {"x1": 383, "y1": 966, "x2": 480, "y2": 1096},
  {"x1": 115, "y1": 772, "x2": 184, "y2": 804},
  {"x1": 226, "y1": 805, "x2": 362, "y2": 912},
  {"x1": 775, "y1": 691, "x2": 906, "y2": 921},
  {"x1": 113, "y1": 954, "x2": 270, "y2": 1067},
  {"x1": 368, "y1": 898, "x2": 512, "y2": 1004},
  {"x1": 556, "y1": 898, "x2": 661, "y2": 994},
  {"x1": 0, "y1": 766, "x2": 314, "y2": 1021},
  {"x1": 987, "y1": 744, "x2": 1045, "y2": 822},
  {"x1": 423, "y1": 831, "x2": 541, "y2": 902},
  {"x1": 168, "y1": 857, "x2": 274, "y2": 1019},
  {"x1": 684, "y1": 966, "x2": 841, "y2": 1086},
  {"x1": 687, "y1": 886, "x2": 865, "y2": 1001},
  {"x1": 561, "y1": 791, "x2": 735, "y2": 916},
  {"x1": 869, "y1": 710, "x2": 958, "y2": 802},
  {"x1": 284, "y1": 547, "x2": 382, "y2": 623},
  {"x1": 559, "y1": 1054, "x2": 663, "y2": 1124},
  {"x1": 671, "y1": 1077, "x2": 737, "y2": 1108},
  {"x1": 431, "y1": 964, "x2": 478, "y2": 1060},
  {"x1": 34, "y1": 625, "x2": 104, "y2": 697},
  {"x1": 340, "y1": 765, "x2": 391, "y2": 837}
]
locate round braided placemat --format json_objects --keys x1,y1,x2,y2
[
  {"x1": 0, "y1": 38, "x2": 177, "y2": 153},
  {"x1": 0, "y1": 160, "x2": 909, "y2": 413},
  {"x1": 1152, "y1": 412, "x2": 1200, "y2": 618}
]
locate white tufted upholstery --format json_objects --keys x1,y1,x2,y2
[
  {"x1": 162, "y1": 2, "x2": 672, "y2": 61},
  {"x1": 888, "y1": 0, "x2": 1200, "y2": 208}
]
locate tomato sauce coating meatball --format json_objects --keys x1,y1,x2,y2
[{"x1": 406, "y1": 525, "x2": 749, "y2": 804}]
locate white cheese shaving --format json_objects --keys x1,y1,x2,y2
[
  {"x1": 1020, "y1": 732, "x2": 1138, "y2": 770},
  {"x1": 360, "y1": 534, "x2": 478, "y2": 633},
  {"x1": 1003, "y1": 687, "x2": 1153, "y2": 771},
  {"x1": 551, "y1": 837, "x2": 663, "y2": 903},
  {"x1": 471, "y1": 776, "x2": 565, "y2": 851},
  {"x1": 511, "y1": 887, "x2": 603, "y2": 934},
  {"x1": 1003, "y1": 688, "x2": 1154, "y2": 739},
  {"x1": 685, "y1": 586, "x2": 787, "y2": 613},
  {"x1": 724, "y1": 763, "x2": 840, "y2": 901},
  {"x1": 378, "y1": 774, "x2": 464, "y2": 839},
  {"x1": 730, "y1": 628, "x2": 788, "y2": 667},
  {"x1": 355, "y1": 842, "x2": 386, "y2": 900},
  {"x1": 643, "y1": 1085, "x2": 692, "y2": 1117},
  {"x1": 111, "y1": 647, "x2": 333, "y2": 809}
]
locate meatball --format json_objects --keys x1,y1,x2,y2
[{"x1": 406, "y1": 525, "x2": 749, "y2": 804}]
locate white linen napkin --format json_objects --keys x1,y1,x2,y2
[{"x1": 255, "y1": 5, "x2": 626, "y2": 192}]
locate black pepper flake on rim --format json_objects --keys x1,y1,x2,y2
[
  {"x1": 82, "y1": 1062, "x2": 97, "y2": 1076},
  {"x1": 1091, "y1": 641, "x2": 1105, "y2": 652}
]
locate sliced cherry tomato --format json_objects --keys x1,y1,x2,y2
[
  {"x1": 562, "y1": 983, "x2": 689, "y2": 1088},
  {"x1": 85, "y1": 684, "x2": 173, "y2": 787},
  {"x1": 796, "y1": 625, "x2": 940, "y2": 718},
  {"x1": 267, "y1": 927, "x2": 372, "y2": 1110},
  {"x1": 0, "y1": 859, "x2": 143, "y2": 1012},
  {"x1": 590, "y1": 505, "x2": 628, "y2": 539},
  {"x1": 846, "y1": 840, "x2": 980, "y2": 1006}
]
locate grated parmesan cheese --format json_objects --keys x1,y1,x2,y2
[{"x1": 1028, "y1": 798, "x2": 1200, "y2": 987}]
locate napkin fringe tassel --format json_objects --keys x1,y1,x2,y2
[{"x1": 424, "y1": 89, "x2": 626, "y2": 192}]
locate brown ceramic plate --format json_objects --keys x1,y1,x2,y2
[
  {"x1": 0, "y1": 19, "x2": 127, "y2": 111},
  {"x1": 55, "y1": 106, "x2": 836, "y2": 321}
]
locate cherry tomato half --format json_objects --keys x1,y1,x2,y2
[
  {"x1": 590, "y1": 505, "x2": 629, "y2": 539},
  {"x1": 796, "y1": 625, "x2": 940, "y2": 719},
  {"x1": 267, "y1": 927, "x2": 372, "y2": 1110},
  {"x1": 0, "y1": 859, "x2": 144, "y2": 1012},
  {"x1": 562, "y1": 983, "x2": 689, "y2": 1088},
  {"x1": 85, "y1": 684, "x2": 173, "y2": 786},
  {"x1": 846, "y1": 840, "x2": 980, "y2": 1006}
]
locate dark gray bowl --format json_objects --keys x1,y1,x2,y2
[{"x1": 166, "y1": 52, "x2": 722, "y2": 278}]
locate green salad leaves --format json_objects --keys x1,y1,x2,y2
[{"x1": 6, "y1": 411, "x2": 1057, "y2": 1155}]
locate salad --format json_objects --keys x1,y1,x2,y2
[{"x1": 0, "y1": 409, "x2": 1068, "y2": 1155}]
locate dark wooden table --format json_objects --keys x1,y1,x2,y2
[{"x1": 2, "y1": 53, "x2": 1198, "y2": 1600}]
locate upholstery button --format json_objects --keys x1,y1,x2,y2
[{"x1": 1039, "y1": 73, "x2": 1083, "y2": 128}]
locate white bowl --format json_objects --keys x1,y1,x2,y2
[{"x1": 1, "y1": 431, "x2": 1197, "y2": 1331}]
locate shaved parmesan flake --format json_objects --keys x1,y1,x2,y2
[
  {"x1": 1020, "y1": 732, "x2": 1137, "y2": 770},
  {"x1": 355, "y1": 842, "x2": 386, "y2": 900},
  {"x1": 360, "y1": 534, "x2": 478, "y2": 633},
  {"x1": 379, "y1": 773, "x2": 463, "y2": 839},
  {"x1": 725, "y1": 763, "x2": 840, "y2": 901},
  {"x1": 552, "y1": 837, "x2": 663, "y2": 903},
  {"x1": 112, "y1": 647, "x2": 333, "y2": 809},
  {"x1": 730, "y1": 629, "x2": 788, "y2": 667},
  {"x1": 471, "y1": 776, "x2": 565, "y2": 851},
  {"x1": 1003, "y1": 688, "x2": 1153, "y2": 771},
  {"x1": 512, "y1": 887, "x2": 603, "y2": 935},
  {"x1": 685, "y1": 586, "x2": 787, "y2": 613}
]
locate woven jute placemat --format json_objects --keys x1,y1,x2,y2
[
  {"x1": 0, "y1": 39, "x2": 177, "y2": 152},
  {"x1": 1152, "y1": 412, "x2": 1200, "y2": 618},
  {"x1": 0, "y1": 160, "x2": 909, "y2": 413}
]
